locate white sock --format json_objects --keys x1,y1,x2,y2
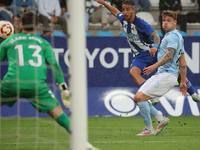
[
  {"x1": 155, "y1": 111, "x2": 164, "y2": 122},
  {"x1": 145, "y1": 124, "x2": 154, "y2": 131},
  {"x1": 191, "y1": 93, "x2": 197, "y2": 97}
]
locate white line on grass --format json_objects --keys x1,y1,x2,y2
[
  {"x1": 92, "y1": 141, "x2": 195, "y2": 144},
  {"x1": 0, "y1": 140, "x2": 197, "y2": 145}
]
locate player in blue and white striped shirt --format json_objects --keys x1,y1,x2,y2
[
  {"x1": 95, "y1": 0, "x2": 161, "y2": 105},
  {"x1": 117, "y1": 10, "x2": 158, "y2": 57},
  {"x1": 96, "y1": 0, "x2": 200, "y2": 135},
  {"x1": 95, "y1": 0, "x2": 200, "y2": 104}
]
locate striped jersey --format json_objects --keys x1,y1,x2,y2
[
  {"x1": 117, "y1": 12, "x2": 155, "y2": 56},
  {"x1": 157, "y1": 29, "x2": 184, "y2": 77}
]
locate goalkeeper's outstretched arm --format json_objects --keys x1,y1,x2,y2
[
  {"x1": 46, "y1": 56, "x2": 71, "y2": 108},
  {"x1": 95, "y1": 0, "x2": 120, "y2": 17}
]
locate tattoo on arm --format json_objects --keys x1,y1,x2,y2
[
  {"x1": 159, "y1": 47, "x2": 175, "y2": 66},
  {"x1": 179, "y1": 65, "x2": 187, "y2": 70},
  {"x1": 165, "y1": 47, "x2": 175, "y2": 59},
  {"x1": 154, "y1": 34, "x2": 160, "y2": 45},
  {"x1": 150, "y1": 31, "x2": 160, "y2": 45},
  {"x1": 179, "y1": 66, "x2": 187, "y2": 68}
]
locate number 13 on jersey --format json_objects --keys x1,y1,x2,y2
[{"x1": 15, "y1": 44, "x2": 42, "y2": 67}]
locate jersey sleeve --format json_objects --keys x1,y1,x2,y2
[
  {"x1": 144, "y1": 24, "x2": 155, "y2": 36},
  {"x1": 135, "y1": 17, "x2": 155, "y2": 36},
  {"x1": 166, "y1": 34, "x2": 179, "y2": 50},
  {"x1": 0, "y1": 41, "x2": 8, "y2": 63},
  {"x1": 181, "y1": 39, "x2": 185, "y2": 54},
  {"x1": 140, "y1": 20, "x2": 154, "y2": 36},
  {"x1": 43, "y1": 42, "x2": 65, "y2": 84},
  {"x1": 117, "y1": 12, "x2": 124, "y2": 24}
]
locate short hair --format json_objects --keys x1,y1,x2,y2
[
  {"x1": 122, "y1": 0, "x2": 135, "y2": 6},
  {"x1": 12, "y1": 14, "x2": 21, "y2": 21},
  {"x1": 162, "y1": 10, "x2": 177, "y2": 20},
  {"x1": 21, "y1": 12, "x2": 39, "y2": 31}
]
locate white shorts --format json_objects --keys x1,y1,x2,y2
[{"x1": 139, "y1": 72, "x2": 177, "y2": 98}]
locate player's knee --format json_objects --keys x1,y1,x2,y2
[{"x1": 133, "y1": 94, "x2": 142, "y2": 103}]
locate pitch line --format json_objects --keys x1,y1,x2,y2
[
  {"x1": 0, "y1": 140, "x2": 197, "y2": 145},
  {"x1": 92, "y1": 141, "x2": 195, "y2": 143}
]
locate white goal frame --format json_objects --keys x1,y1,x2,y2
[{"x1": 67, "y1": 0, "x2": 88, "y2": 150}]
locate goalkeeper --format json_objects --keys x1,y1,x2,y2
[{"x1": 0, "y1": 12, "x2": 98, "y2": 150}]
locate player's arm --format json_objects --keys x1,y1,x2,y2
[
  {"x1": 149, "y1": 31, "x2": 160, "y2": 57},
  {"x1": 47, "y1": 57, "x2": 71, "y2": 108},
  {"x1": 143, "y1": 47, "x2": 175, "y2": 75},
  {"x1": 179, "y1": 53, "x2": 187, "y2": 96},
  {"x1": 45, "y1": 46, "x2": 71, "y2": 108},
  {"x1": 0, "y1": 43, "x2": 7, "y2": 63},
  {"x1": 95, "y1": 0, "x2": 120, "y2": 17},
  {"x1": 47, "y1": 58, "x2": 65, "y2": 84}
]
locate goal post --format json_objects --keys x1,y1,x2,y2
[{"x1": 67, "y1": 0, "x2": 88, "y2": 150}]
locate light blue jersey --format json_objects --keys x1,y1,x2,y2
[
  {"x1": 157, "y1": 29, "x2": 184, "y2": 77},
  {"x1": 117, "y1": 13, "x2": 155, "y2": 56}
]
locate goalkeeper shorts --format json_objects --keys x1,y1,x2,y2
[{"x1": 0, "y1": 82, "x2": 60, "y2": 113}]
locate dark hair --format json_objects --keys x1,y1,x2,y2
[
  {"x1": 162, "y1": 10, "x2": 177, "y2": 20},
  {"x1": 122, "y1": 0, "x2": 135, "y2": 6},
  {"x1": 12, "y1": 14, "x2": 21, "y2": 21},
  {"x1": 21, "y1": 12, "x2": 38, "y2": 31}
]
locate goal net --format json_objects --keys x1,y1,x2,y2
[{"x1": 0, "y1": 0, "x2": 87, "y2": 150}]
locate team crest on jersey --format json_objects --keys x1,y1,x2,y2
[{"x1": 132, "y1": 25, "x2": 136, "y2": 31}]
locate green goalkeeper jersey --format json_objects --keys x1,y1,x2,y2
[{"x1": 0, "y1": 33, "x2": 65, "y2": 89}]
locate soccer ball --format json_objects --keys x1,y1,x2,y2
[{"x1": 0, "y1": 20, "x2": 14, "y2": 41}]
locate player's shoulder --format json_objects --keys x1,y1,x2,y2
[
  {"x1": 29, "y1": 34, "x2": 51, "y2": 45},
  {"x1": 0, "y1": 33, "x2": 16, "y2": 46},
  {"x1": 166, "y1": 29, "x2": 182, "y2": 40},
  {"x1": 134, "y1": 16, "x2": 150, "y2": 29}
]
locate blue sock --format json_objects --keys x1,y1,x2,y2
[
  {"x1": 137, "y1": 101, "x2": 151, "y2": 125},
  {"x1": 147, "y1": 101, "x2": 158, "y2": 117},
  {"x1": 138, "y1": 82, "x2": 145, "y2": 89},
  {"x1": 186, "y1": 80, "x2": 195, "y2": 95}
]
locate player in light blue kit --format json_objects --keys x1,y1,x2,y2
[
  {"x1": 95, "y1": 0, "x2": 161, "y2": 105},
  {"x1": 134, "y1": 10, "x2": 187, "y2": 135},
  {"x1": 95, "y1": 0, "x2": 200, "y2": 107}
]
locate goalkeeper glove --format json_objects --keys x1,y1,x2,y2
[{"x1": 59, "y1": 82, "x2": 70, "y2": 108}]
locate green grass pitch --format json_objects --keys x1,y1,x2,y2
[{"x1": 0, "y1": 116, "x2": 200, "y2": 150}]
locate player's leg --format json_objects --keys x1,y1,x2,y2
[
  {"x1": 29, "y1": 85, "x2": 99, "y2": 150},
  {"x1": 136, "y1": 72, "x2": 176, "y2": 135},
  {"x1": 186, "y1": 78, "x2": 200, "y2": 102},
  {"x1": 134, "y1": 91, "x2": 155, "y2": 136},
  {"x1": 130, "y1": 53, "x2": 160, "y2": 106},
  {"x1": 130, "y1": 66, "x2": 145, "y2": 87},
  {"x1": 130, "y1": 66, "x2": 160, "y2": 106},
  {"x1": 178, "y1": 72, "x2": 200, "y2": 102},
  {"x1": 133, "y1": 75, "x2": 157, "y2": 135},
  {"x1": 47, "y1": 104, "x2": 70, "y2": 132},
  {"x1": 28, "y1": 85, "x2": 71, "y2": 133},
  {"x1": 0, "y1": 82, "x2": 18, "y2": 107},
  {"x1": 47, "y1": 100, "x2": 99, "y2": 149},
  {"x1": 48, "y1": 106, "x2": 99, "y2": 150},
  {"x1": 147, "y1": 101, "x2": 169, "y2": 135}
]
